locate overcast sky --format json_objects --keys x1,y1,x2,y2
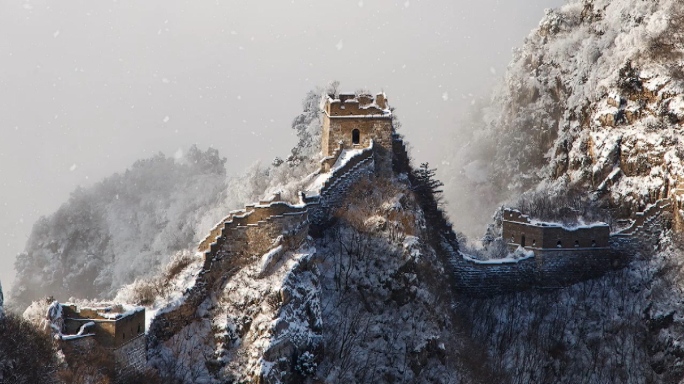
[{"x1": 0, "y1": 0, "x2": 566, "y2": 291}]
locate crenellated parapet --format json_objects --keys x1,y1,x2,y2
[{"x1": 324, "y1": 92, "x2": 390, "y2": 117}]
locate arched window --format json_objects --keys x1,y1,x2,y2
[
  {"x1": 556, "y1": 240, "x2": 562, "y2": 248},
  {"x1": 520, "y1": 235, "x2": 526, "y2": 247},
  {"x1": 532, "y1": 240, "x2": 536, "y2": 247},
  {"x1": 352, "y1": 129, "x2": 360, "y2": 145},
  {"x1": 138, "y1": 324, "x2": 142, "y2": 334},
  {"x1": 123, "y1": 332, "x2": 126, "y2": 340},
  {"x1": 574, "y1": 240, "x2": 580, "y2": 248},
  {"x1": 591, "y1": 240, "x2": 596, "y2": 247}
]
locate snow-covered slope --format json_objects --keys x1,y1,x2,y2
[{"x1": 10, "y1": 146, "x2": 229, "y2": 309}]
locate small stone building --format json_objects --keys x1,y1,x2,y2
[
  {"x1": 502, "y1": 208, "x2": 610, "y2": 253},
  {"x1": 61, "y1": 303, "x2": 147, "y2": 379},
  {"x1": 321, "y1": 92, "x2": 394, "y2": 170}
]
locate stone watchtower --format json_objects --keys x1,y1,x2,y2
[{"x1": 321, "y1": 92, "x2": 394, "y2": 169}]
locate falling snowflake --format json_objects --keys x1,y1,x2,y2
[
  {"x1": 442, "y1": 92, "x2": 449, "y2": 101},
  {"x1": 336, "y1": 40, "x2": 343, "y2": 51}
]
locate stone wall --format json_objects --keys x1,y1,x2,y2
[
  {"x1": 149, "y1": 202, "x2": 310, "y2": 346},
  {"x1": 114, "y1": 335, "x2": 147, "y2": 382},
  {"x1": 324, "y1": 92, "x2": 388, "y2": 116},
  {"x1": 322, "y1": 117, "x2": 392, "y2": 157},
  {"x1": 616, "y1": 199, "x2": 671, "y2": 236},
  {"x1": 502, "y1": 209, "x2": 611, "y2": 250},
  {"x1": 322, "y1": 93, "x2": 392, "y2": 158},
  {"x1": 113, "y1": 310, "x2": 146, "y2": 348},
  {"x1": 303, "y1": 147, "x2": 375, "y2": 228},
  {"x1": 451, "y1": 244, "x2": 631, "y2": 297},
  {"x1": 454, "y1": 199, "x2": 675, "y2": 297},
  {"x1": 62, "y1": 305, "x2": 145, "y2": 349},
  {"x1": 150, "y1": 141, "x2": 385, "y2": 346}
]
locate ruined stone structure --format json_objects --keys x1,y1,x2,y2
[
  {"x1": 502, "y1": 208, "x2": 611, "y2": 252},
  {"x1": 321, "y1": 92, "x2": 393, "y2": 171},
  {"x1": 61, "y1": 303, "x2": 147, "y2": 379}
]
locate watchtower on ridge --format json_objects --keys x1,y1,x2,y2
[{"x1": 321, "y1": 92, "x2": 394, "y2": 169}]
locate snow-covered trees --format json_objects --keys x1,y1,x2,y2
[
  {"x1": 12, "y1": 146, "x2": 228, "y2": 308},
  {"x1": 412, "y1": 162, "x2": 444, "y2": 206},
  {"x1": 443, "y1": 0, "x2": 684, "y2": 237}
]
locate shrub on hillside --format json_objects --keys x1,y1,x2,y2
[{"x1": 0, "y1": 312, "x2": 58, "y2": 383}]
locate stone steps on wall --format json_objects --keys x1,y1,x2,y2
[
  {"x1": 614, "y1": 199, "x2": 671, "y2": 237},
  {"x1": 323, "y1": 157, "x2": 372, "y2": 192},
  {"x1": 320, "y1": 144, "x2": 374, "y2": 194}
]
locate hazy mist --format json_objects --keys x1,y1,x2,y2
[{"x1": 0, "y1": 0, "x2": 565, "y2": 292}]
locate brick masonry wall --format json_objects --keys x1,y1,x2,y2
[
  {"x1": 149, "y1": 209, "x2": 310, "y2": 346},
  {"x1": 324, "y1": 118, "x2": 392, "y2": 157},
  {"x1": 502, "y1": 209, "x2": 611, "y2": 250},
  {"x1": 114, "y1": 335, "x2": 147, "y2": 381},
  {"x1": 504, "y1": 221, "x2": 611, "y2": 249},
  {"x1": 451, "y1": 244, "x2": 631, "y2": 297},
  {"x1": 305, "y1": 155, "x2": 375, "y2": 228}
]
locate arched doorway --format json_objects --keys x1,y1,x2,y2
[
  {"x1": 520, "y1": 235, "x2": 526, "y2": 247},
  {"x1": 352, "y1": 129, "x2": 360, "y2": 145}
]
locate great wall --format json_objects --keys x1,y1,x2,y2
[
  {"x1": 151, "y1": 91, "x2": 684, "y2": 333},
  {"x1": 53, "y1": 91, "x2": 684, "y2": 379},
  {"x1": 449, "y1": 190, "x2": 681, "y2": 297}
]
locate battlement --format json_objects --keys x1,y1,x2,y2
[{"x1": 324, "y1": 92, "x2": 390, "y2": 118}]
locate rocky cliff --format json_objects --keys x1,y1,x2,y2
[{"x1": 446, "y1": 0, "x2": 684, "y2": 232}]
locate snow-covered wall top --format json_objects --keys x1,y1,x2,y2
[{"x1": 324, "y1": 92, "x2": 391, "y2": 118}]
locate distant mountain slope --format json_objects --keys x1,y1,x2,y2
[{"x1": 11, "y1": 146, "x2": 228, "y2": 308}]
